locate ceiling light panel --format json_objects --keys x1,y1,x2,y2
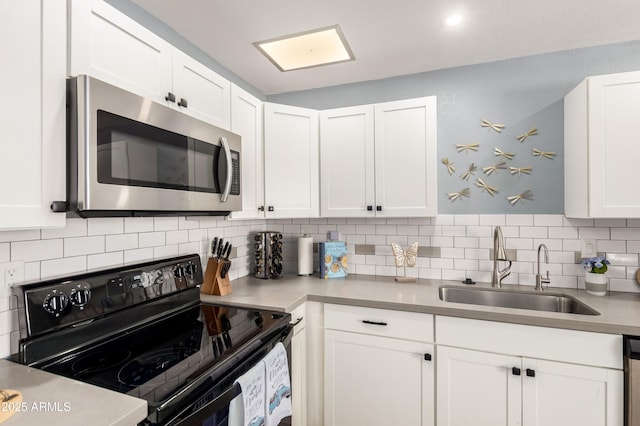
[{"x1": 254, "y1": 25, "x2": 355, "y2": 72}]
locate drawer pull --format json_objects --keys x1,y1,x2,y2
[
  {"x1": 424, "y1": 353, "x2": 432, "y2": 361},
  {"x1": 362, "y1": 320, "x2": 388, "y2": 326},
  {"x1": 526, "y1": 368, "x2": 536, "y2": 377},
  {"x1": 512, "y1": 367, "x2": 521, "y2": 376}
]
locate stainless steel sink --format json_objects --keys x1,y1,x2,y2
[{"x1": 438, "y1": 286, "x2": 600, "y2": 315}]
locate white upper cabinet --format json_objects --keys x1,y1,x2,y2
[
  {"x1": 0, "y1": 0, "x2": 66, "y2": 230},
  {"x1": 320, "y1": 97, "x2": 438, "y2": 217},
  {"x1": 69, "y1": 0, "x2": 230, "y2": 129},
  {"x1": 320, "y1": 106, "x2": 375, "y2": 217},
  {"x1": 565, "y1": 70, "x2": 640, "y2": 217},
  {"x1": 229, "y1": 84, "x2": 264, "y2": 220},
  {"x1": 263, "y1": 103, "x2": 319, "y2": 218}
]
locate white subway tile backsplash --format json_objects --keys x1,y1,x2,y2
[
  {"x1": 365, "y1": 235, "x2": 387, "y2": 245},
  {"x1": 578, "y1": 227, "x2": 610, "y2": 240},
  {"x1": 154, "y1": 245, "x2": 180, "y2": 259},
  {"x1": 607, "y1": 252, "x2": 639, "y2": 267},
  {"x1": 453, "y1": 237, "x2": 479, "y2": 248},
  {"x1": 178, "y1": 217, "x2": 201, "y2": 230},
  {"x1": 454, "y1": 215, "x2": 479, "y2": 226},
  {"x1": 139, "y1": 232, "x2": 166, "y2": 248},
  {"x1": 611, "y1": 228, "x2": 640, "y2": 240},
  {"x1": 0, "y1": 229, "x2": 41, "y2": 243},
  {"x1": 88, "y1": 251, "x2": 123, "y2": 269},
  {"x1": 520, "y1": 227, "x2": 548, "y2": 238},
  {"x1": 534, "y1": 215, "x2": 563, "y2": 227},
  {"x1": 65, "y1": 236, "x2": 105, "y2": 257},
  {"x1": 106, "y1": 234, "x2": 139, "y2": 252},
  {"x1": 41, "y1": 256, "x2": 87, "y2": 278},
  {"x1": 13, "y1": 239, "x2": 63, "y2": 262},
  {"x1": 124, "y1": 217, "x2": 154, "y2": 233},
  {"x1": 154, "y1": 217, "x2": 179, "y2": 231},
  {"x1": 88, "y1": 218, "x2": 124, "y2": 235},
  {"x1": 597, "y1": 240, "x2": 626, "y2": 253},
  {"x1": 124, "y1": 248, "x2": 154, "y2": 264},
  {"x1": 41, "y1": 218, "x2": 87, "y2": 239},
  {"x1": 506, "y1": 214, "x2": 534, "y2": 226},
  {"x1": 442, "y1": 226, "x2": 466, "y2": 237},
  {"x1": 595, "y1": 219, "x2": 627, "y2": 228}
]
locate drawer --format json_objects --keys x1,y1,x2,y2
[
  {"x1": 289, "y1": 303, "x2": 305, "y2": 330},
  {"x1": 324, "y1": 303, "x2": 433, "y2": 343},
  {"x1": 436, "y1": 315, "x2": 622, "y2": 369}
]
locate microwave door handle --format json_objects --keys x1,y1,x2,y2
[{"x1": 219, "y1": 137, "x2": 233, "y2": 202}]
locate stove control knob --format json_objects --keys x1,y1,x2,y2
[
  {"x1": 185, "y1": 263, "x2": 197, "y2": 277},
  {"x1": 43, "y1": 291, "x2": 69, "y2": 316},
  {"x1": 70, "y1": 286, "x2": 92, "y2": 307},
  {"x1": 173, "y1": 266, "x2": 185, "y2": 279}
]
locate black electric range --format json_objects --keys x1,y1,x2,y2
[{"x1": 12, "y1": 254, "x2": 292, "y2": 425}]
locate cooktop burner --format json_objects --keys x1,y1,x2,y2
[
  {"x1": 117, "y1": 347, "x2": 201, "y2": 387},
  {"x1": 71, "y1": 347, "x2": 132, "y2": 378}
]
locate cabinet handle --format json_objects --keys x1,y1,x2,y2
[
  {"x1": 376, "y1": 206, "x2": 382, "y2": 211},
  {"x1": 366, "y1": 205, "x2": 373, "y2": 211},
  {"x1": 424, "y1": 353, "x2": 432, "y2": 361},
  {"x1": 361, "y1": 320, "x2": 387, "y2": 326},
  {"x1": 258, "y1": 206, "x2": 265, "y2": 212},
  {"x1": 512, "y1": 367, "x2": 521, "y2": 376},
  {"x1": 268, "y1": 206, "x2": 274, "y2": 212},
  {"x1": 178, "y1": 98, "x2": 188, "y2": 108},
  {"x1": 165, "y1": 92, "x2": 176, "y2": 103},
  {"x1": 526, "y1": 368, "x2": 535, "y2": 377}
]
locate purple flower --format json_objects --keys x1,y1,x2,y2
[{"x1": 581, "y1": 256, "x2": 610, "y2": 274}]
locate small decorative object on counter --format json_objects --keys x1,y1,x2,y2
[
  {"x1": 582, "y1": 256, "x2": 610, "y2": 296},
  {"x1": 255, "y1": 231, "x2": 283, "y2": 279},
  {"x1": 391, "y1": 242, "x2": 418, "y2": 283},
  {"x1": 297, "y1": 234, "x2": 313, "y2": 276},
  {"x1": 201, "y1": 237, "x2": 233, "y2": 296},
  {"x1": 0, "y1": 389, "x2": 22, "y2": 424},
  {"x1": 319, "y1": 241, "x2": 347, "y2": 279}
]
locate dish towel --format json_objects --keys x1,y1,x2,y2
[
  {"x1": 228, "y1": 360, "x2": 266, "y2": 426},
  {"x1": 263, "y1": 342, "x2": 292, "y2": 426}
]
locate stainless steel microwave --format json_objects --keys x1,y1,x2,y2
[{"x1": 57, "y1": 75, "x2": 241, "y2": 217}]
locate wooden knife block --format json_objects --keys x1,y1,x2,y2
[{"x1": 201, "y1": 257, "x2": 232, "y2": 296}]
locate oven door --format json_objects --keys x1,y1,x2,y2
[
  {"x1": 162, "y1": 324, "x2": 293, "y2": 426},
  {"x1": 67, "y1": 75, "x2": 241, "y2": 216}
]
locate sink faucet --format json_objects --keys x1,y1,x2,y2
[
  {"x1": 492, "y1": 226, "x2": 512, "y2": 287},
  {"x1": 536, "y1": 243, "x2": 550, "y2": 291}
]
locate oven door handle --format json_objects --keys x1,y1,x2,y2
[
  {"x1": 168, "y1": 381, "x2": 242, "y2": 426},
  {"x1": 218, "y1": 136, "x2": 233, "y2": 203}
]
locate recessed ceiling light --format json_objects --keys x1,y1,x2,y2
[
  {"x1": 445, "y1": 14, "x2": 463, "y2": 27},
  {"x1": 254, "y1": 25, "x2": 355, "y2": 72}
]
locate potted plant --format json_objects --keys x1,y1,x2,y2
[{"x1": 581, "y1": 256, "x2": 610, "y2": 296}]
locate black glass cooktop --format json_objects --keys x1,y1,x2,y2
[{"x1": 39, "y1": 303, "x2": 286, "y2": 405}]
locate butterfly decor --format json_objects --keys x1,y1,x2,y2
[{"x1": 391, "y1": 242, "x2": 419, "y2": 282}]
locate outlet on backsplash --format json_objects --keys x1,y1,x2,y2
[{"x1": 0, "y1": 261, "x2": 24, "y2": 298}]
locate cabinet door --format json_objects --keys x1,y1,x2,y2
[
  {"x1": 69, "y1": 0, "x2": 173, "y2": 103},
  {"x1": 0, "y1": 0, "x2": 66, "y2": 229},
  {"x1": 291, "y1": 324, "x2": 307, "y2": 426},
  {"x1": 374, "y1": 97, "x2": 437, "y2": 217},
  {"x1": 437, "y1": 346, "x2": 522, "y2": 426},
  {"x1": 172, "y1": 51, "x2": 231, "y2": 129},
  {"x1": 320, "y1": 106, "x2": 375, "y2": 217},
  {"x1": 522, "y1": 358, "x2": 623, "y2": 426},
  {"x1": 587, "y1": 71, "x2": 640, "y2": 217},
  {"x1": 229, "y1": 85, "x2": 264, "y2": 219},
  {"x1": 324, "y1": 330, "x2": 434, "y2": 426},
  {"x1": 264, "y1": 103, "x2": 319, "y2": 218}
]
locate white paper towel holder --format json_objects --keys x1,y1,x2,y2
[{"x1": 297, "y1": 234, "x2": 313, "y2": 276}]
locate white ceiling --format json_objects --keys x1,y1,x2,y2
[{"x1": 131, "y1": 0, "x2": 640, "y2": 95}]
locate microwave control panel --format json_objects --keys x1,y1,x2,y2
[{"x1": 231, "y1": 151, "x2": 240, "y2": 195}]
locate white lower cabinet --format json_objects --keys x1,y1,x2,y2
[
  {"x1": 436, "y1": 316, "x2": 623, "y2": 426},
  {"x1": 323, "y1": 304, "x2": 435, "y2": 426},
  {"x1": 290, "y1": 304, "x2": 306, "y2": 426}
]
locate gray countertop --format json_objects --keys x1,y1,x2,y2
[
  {"x1": 201, "y1": 273, "x2": 640, "y2": 335},
  {"x1": 0, "y1": 359, "x2": 147, "y2": 426}
]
